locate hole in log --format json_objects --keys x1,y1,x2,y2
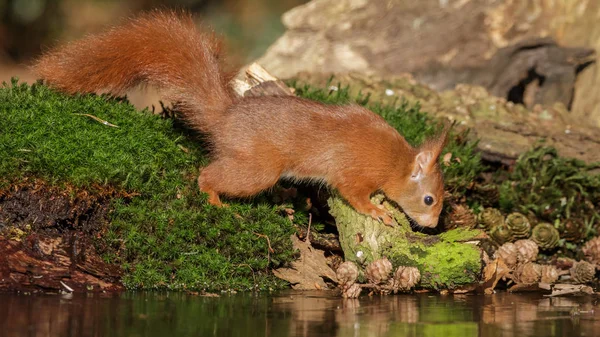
[{"x1": 506, "y1": 68, "x2": 546, "y2": 107}]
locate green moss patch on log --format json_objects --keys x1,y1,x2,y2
[{"x1": 328, "y1": 195, "x2": 483, "y2": 289}]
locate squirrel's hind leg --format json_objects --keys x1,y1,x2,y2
[
  {"x1": 197, "y1": 158, "x2": 282, "y2": 205},
  {"x1": 197, "y1": 175, "x2": 224, "y2": 206}
]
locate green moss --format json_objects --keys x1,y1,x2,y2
[
  {"x1": 386, "y1": 238, "x2": 482, "y2": 288},
  {"x1": 498, "y1": 146, "x2": 600, "y2": 237},
  {"x1": 438, "y1": 227, "x2": 482, "y2": 242},
  {"x1": 328, "y1": 195, "x2": 483, "y2": 289},
  {"x1": 0, "y1": 79, "x2": 295, "y2": 291}
]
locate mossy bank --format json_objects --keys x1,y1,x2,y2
[
  {"x1": 0, "y1": 77, "x2": 485, "y2": 292},
  {"x1": 0, "y1": 79, "x2": 295, "y2": 292}
]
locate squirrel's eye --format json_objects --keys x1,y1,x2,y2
[{"x1": 424, "y1": 195, "x2": 434, "y2": 206}]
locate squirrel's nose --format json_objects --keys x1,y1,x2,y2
[{"x1": 418, "y1": 215, "x2": 438, "y2": 228}]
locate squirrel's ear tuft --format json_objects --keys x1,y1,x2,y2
[
  {"x1": 435, "y1": 124, "x2": 451, "y2": 156},
  {"x1": 418, "y1": 123, "x2": 451, "y2": 169}
]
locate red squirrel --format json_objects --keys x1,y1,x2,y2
[{"x1": 32, "y1": 10, "x2": 448, "y2": 228}]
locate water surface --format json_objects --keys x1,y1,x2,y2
[{"x1": 1, "y1": 291, "x2": 598, "y2": 337}]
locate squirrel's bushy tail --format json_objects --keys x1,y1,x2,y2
[{"x1": 32, "y1": 10, "x2": 234, "y2": 133}]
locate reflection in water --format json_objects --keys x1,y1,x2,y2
[{"x1": 0, "y1": 291, "x2": 598, "y2": 337}]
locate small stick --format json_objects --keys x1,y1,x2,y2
[
  {"x1": 236, "y1": 263, "x2": 256, "y2": 286},
  {"x1": 306, "y1": 213, "x2": 313, "y2": 245},
  {"x1": 74, "y1": 113, "x2": 119, "y2": 128},
  {"x1": 60, "y1": 281, "x2": 74, "y2": 292},
  {"x1": 253, "y1": 232, "x2": 274, "y2": 267}
]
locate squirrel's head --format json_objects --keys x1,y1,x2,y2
[{"x1": 392, "y1": 129, "x2": 449, "y2": 229}]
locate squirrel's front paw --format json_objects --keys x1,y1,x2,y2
[{"x1": 370, "y1": 208, "x2": 395, "y2": 226}]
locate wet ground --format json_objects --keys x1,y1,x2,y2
[{"x1": 1, "y1": 291, "x2": 598, "y2": 337}]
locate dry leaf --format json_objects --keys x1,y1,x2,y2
[
  {"x1": 482, "y1": 258, "x2": 511, "y2": 294},
  {"x1": 284, "y1": 208, "x2": 295, "y2": 221},
  {"x1": 272, "y1": 235, "x2": 337, "y2": 290},
  {"x1": 443, "y1": 152, "x2": 453, "y2": 166}
]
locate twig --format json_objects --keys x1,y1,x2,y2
[
  {"x1": 306, "y1": 213, "x2": 313, "y2": 245},
  {"x1": 74, "y1": 113, "x2": 119, "y2": 128},
  {"x1": 236, "y1": 263, "x2": 256, "y2": 287},
  {"x1": 245, "y1": 63, "x2": 279, "y2": 84},
  {"x1": 358, "y1": 283, "x2": 401, "y2": 294},
  {"x1": 253, "y1": 232, "x2": 274, "y2": 267},
  {"x1": 359, "y1": 283, "x2": 388, "y2": 289},
  {"x1": 253, "y1": 232, "x2": 274, "y2": 254},
  {"x1": 60, "y1": 281, "x2": 74, "y2": 292},
  {"x1": 544, "y1": 284, "x2": 594, "y2": 297}
]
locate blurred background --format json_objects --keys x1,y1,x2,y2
[
  {"x1": 0, "y1": 0, "x2": 307, "y2": 84},
  {"x1": 1, "y1": 0, "x2": 599, "y2": 134}
]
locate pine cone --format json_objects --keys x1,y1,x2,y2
[
  {"x1": 493, "y1": 243, "x2": 517, "y2": 269},
  {"x1": 478, "y1": 207, "x2": 504, "y2": 230},
  {"x1": 446, "y1": 204, "x2": 477, "y2": 230},
  {"x1": 505, "y1": 213, "x2": 531, "y2": 239},
  {"x1": 514, "y1": 262, "x2": 542, "y2": 284},
  {"x1": 327, "y1": 254, "x2": 344, "y2": 271},
  {"x1": 570, "y1": 261, "x2": 596, "y2": 284},
  {"x1": 540, "y1": 265, "x2": 559, "y2": 284},
  {"x1": 514, "y1": 239, "x2": 538, "y2": 264},
  {"x1": 582, "y1": 237, "x2": 600, "y2": 266},
  {"x1": 393, "y1": 266, "x2": 421, "y2": 292},
  {"x1": 365, "y1": 258, "x2": 393, "y2": 284},
  {"x1": 473, "y1": 184, "x2": 500, "y2": 205},
  {"x1": 336, "y1": 261, "x2": 359, "y2": 288},
  {"x1": 489, "y1": 222, "x2": 514, "y2": 245},
  {"x1": 558, "y1": 219, "x2": 587, "y2": 243},
  {"x1": 531, "y1": 223, "x2": 560, "y2": 250},
  {"x1": 342, "y1": 283, "x2": 362, "y2": 298}
]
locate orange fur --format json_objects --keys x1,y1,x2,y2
[{"x1": 32, "y1": 10, "x2": 448, "y2": 228}]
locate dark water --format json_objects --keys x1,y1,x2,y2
[{"x1": 1, "y1": 291, "x2": 598, "y2": 337}]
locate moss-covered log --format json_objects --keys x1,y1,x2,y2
[{"x1": 328, "y1": 195, "x2": 484, "y2": 289}]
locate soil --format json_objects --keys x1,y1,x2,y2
[
  {"x1": 0, "y1": 178, "x2": 125, "y2": 293},
  {"x1": 1, "y1": 180, "x2": 115, "y2": 234}
]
